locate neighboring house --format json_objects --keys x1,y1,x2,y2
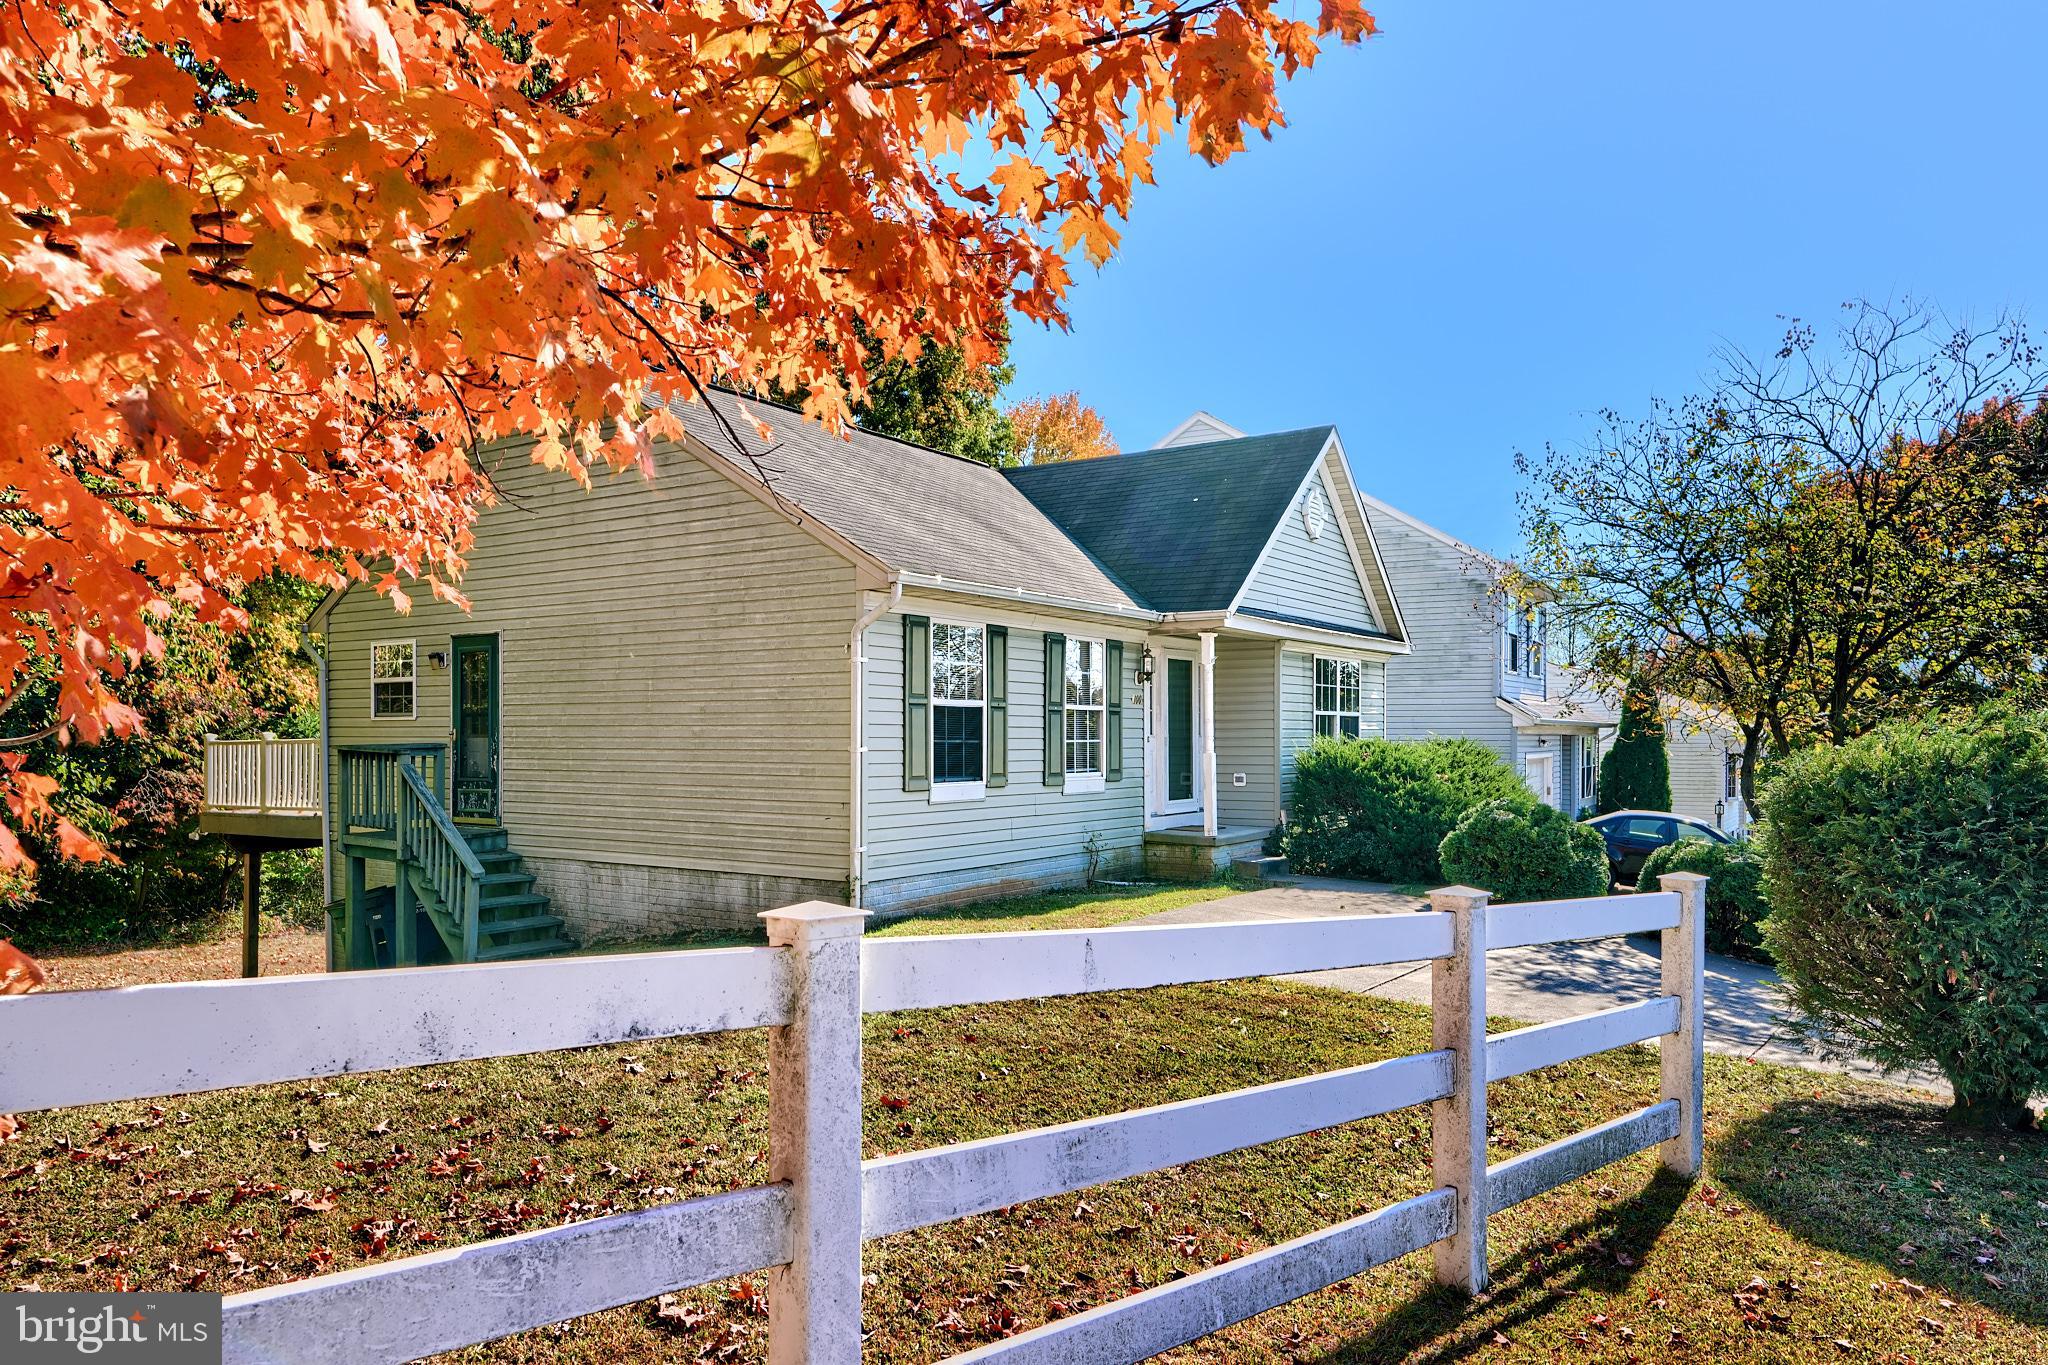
[
  {"x1": 1552, "y1": 668, "x2": 1753, "y2": 834},
  {"x1": 271, "y1": 392, "x2": 1409, "y2": 968},
  {"x1": 1356, "y1": 494, "x2": 1610, "y2": 815}
]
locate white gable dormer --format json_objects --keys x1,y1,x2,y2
[{"x1": 1153, "y1": 411, "x2": 1247, "y2": 449}]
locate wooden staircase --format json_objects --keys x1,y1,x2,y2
[
  {"x1": 457, "y1": 825, "x2": 576, "y2": 962},
  {"x1": 334, "y1": 744, "x2": 575, "y2": 969}
]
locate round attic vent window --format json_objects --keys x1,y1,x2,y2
[{"x1": 1302, "y1": 484, "x2": 1329, "y2": 541}]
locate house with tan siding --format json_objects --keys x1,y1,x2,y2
[{"x1": 288, "y1": 392, "x2": 1411, "y2": 969}]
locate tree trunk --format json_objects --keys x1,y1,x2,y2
[{"x1": 1946, "y1": 1080, "x2": 2040, "y2": 1132}]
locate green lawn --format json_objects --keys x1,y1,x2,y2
[{"x1": 5, "y1": 885, "x2": 2040, "y2": 1363}]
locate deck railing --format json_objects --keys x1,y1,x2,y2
[
  {"x1": 335, "y1": 743, "x2": 448, "y2": 837},
  {"x1": 202, "y1": 734, "x2": 322, "y2": 814},
  {"x1": 0, "y1": 874, "x2": 1709, "y2": 1365}
]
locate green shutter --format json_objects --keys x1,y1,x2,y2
[
  {"x1": 986, "y1": 625, "x2": 1008, "y2": 788},
  {"x1": 903, "y1": 614, "x2": 930, "y2": 793},
  {"x1": 1042, "y1": 631, "x2": 1065, "y2": 786},
  {"x1": 1105, "y1": 640, "x2": 1124, "y2": 782}
]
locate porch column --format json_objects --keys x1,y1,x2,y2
[{"x1": 1199, "y1": 631, "x2": 1218, "y2": 837}]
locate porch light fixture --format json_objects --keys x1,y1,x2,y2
[
  {"x1": 426, "y1": 650, "x2": 450, "y2": 670},
  {"x1": 1135, "y1": 647, "x2": 1157, "y2": 685}
]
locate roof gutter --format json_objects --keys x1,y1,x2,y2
[{"x1": 891, "y1": 571, "x2": 1161, "y2": 625}]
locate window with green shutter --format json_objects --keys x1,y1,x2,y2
[
  {"x1": 987, "y1": 626, "x2": 1008, "y2": 788},
  {"x1": 1042, "y1": 632, "x2": 1065, "y2": 785},
  {"x1": 1105, "y1": 640, "x2": 1123, "y2": 782},
  {"x1": 902, "y1": 615, "x2": 930, "y2": 792}
]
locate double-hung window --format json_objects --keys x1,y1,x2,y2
[
  {"x1": 1724, "y1": 752, "x2": 1741, "y2": 802},
  {"x1": 1063, "y1": 637, "x2": 1106, "y2": 791},
  {"x1": 1314, "y1": 656, "x2": 1363, "y2": 738},
  {"x1": 1581, "y1": 739, "x2": 1599, "y2": 808},
  {"x1": 930, "y1": 623, "x2": 986, "y2": 799},
  {"x1": 372, "y1": 640, "x2": 416, "y2": 719},
  {"x1": 1527, "y1": 608, "x2": 1546, "y2": 680}
]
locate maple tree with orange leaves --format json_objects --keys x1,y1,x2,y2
[
  {"x1": 0, "y1": 0, "x2": 1376, "y2": 867},
  {"x1": 1009, "y1": 391, "x2": 1119, "y2": 464}
]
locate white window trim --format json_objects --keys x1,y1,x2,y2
[
  {"x1": 1312, "y1": 654, "x2": 1365, "y2": 739},
  {"x1": 1063, "y1": 634, "x2": 1108, "y2": 790},
  {"x1": 371, "y1": 639, "x2": 417, "y2": 721},
  {"x1": 928, "y1": 617, "x2": 988, "y2": 803}
]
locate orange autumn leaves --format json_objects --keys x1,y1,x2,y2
[{"x1": 0, "y1": 0, "x2": 1374, "y2": 865}]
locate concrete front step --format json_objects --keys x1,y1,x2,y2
[
  {"x1": 1142, "y1": 825, "x2": 1274, "y2": 882},
  {"x1": 1231, "y1": 854, "x2": 1291, "y2": 880}
]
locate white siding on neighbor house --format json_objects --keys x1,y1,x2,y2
[
  {"x1": 1666, "y1": 716, "x2": 1747, "y2": 832},
  {"x1": 1238, "y1": 470, "x2": 1379, "y2": 634},
  {"x1": 322, "y1": 435, "x2": 859, "y2": 931},
  {"x1": 1276, "y1": 647, "x2": 1386, "y2": 816},
  {"x1": 1212, "y1": 638, "x2": 1280, "y2": 827},
  {"x1": 1509, "y1": 731, "x2": 1577, "y2": 815},
  {"x1": 1362, "y1": 507, "x2": 1516, "y2": 759},
  {"x1": 862, "y1": 598, "x2": 1145, "y2": 912}
]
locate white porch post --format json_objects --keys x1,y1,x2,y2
[{"x1": 1198, "y1": 631, "x2": 1218, "y2": 837}]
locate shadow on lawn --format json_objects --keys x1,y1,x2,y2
[
  {"x1": 1311, "y1": 1169, "x2": 1692, "y2": 1364},
  {"x1": 1714, "y1": 1094, "x2": 2048, "y2": 1326}
]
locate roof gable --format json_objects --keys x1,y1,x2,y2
[{"x1": 1003, "y1": 427, "x2": 1336, "y2": 613}]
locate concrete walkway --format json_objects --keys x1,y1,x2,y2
[{"x1": 1139, "y1": 879, "x2": 1948, "y2": 1096}]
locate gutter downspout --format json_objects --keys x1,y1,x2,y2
[
  {"x1": 299, "y1": 621, "x2": 334, "y2": 970},
  {"x1": 849, "y1": 579, "x2": 903, "y2": 906}
]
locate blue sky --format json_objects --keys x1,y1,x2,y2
[{"x1": 1002, "y1": 1, "x2": 2048, "y2": 556}]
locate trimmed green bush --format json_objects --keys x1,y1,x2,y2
[
  {"x1": 1279, "y1": 737, "x2": 1533, "y2": 883},
  {"x1": 1758, "y1": 706, "x2": 2048, "y2": 1131},
  {"x1": 1598, "y1": 675, "x2": 1671, "y2": 813},
  {"x1": 1638, "y1": 837, "x2": 1769, "y2": 962},
  {"x1": 1437, "y1": 798, "x2": 1609, "y2": 904}
]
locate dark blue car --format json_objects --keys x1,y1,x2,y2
[{"x1": 1581, "y1": 809, "x2": 1728, "y2": 887}]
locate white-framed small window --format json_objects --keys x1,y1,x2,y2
[
  {"x1": 1314, "y1": 656, "x2": 1363, "y2": 738},
  {"x1": 1724, "y1": 752, "x2": 1741, "y2": 802},
  {"x1": 1063, "y1": 636, "x2": 1106, "y2": 792},
  {"x1": 1581, "y1": 738, "x2": 1598, "y2": 807},
  {"x1": 371, "y1": 640, "x2": 416, "y2": 720},
  {"x1": 1527, "y1": 607, "x2": 1546, "y2": 679},
  {"x1": 930, "y1": 621, "x2": 986, "y2": 802}
]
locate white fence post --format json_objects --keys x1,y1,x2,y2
[
  {"x1": 1428, "y1": 884, "x2": 1490, "y2": 1293},
  {"x1": 1656, "y1": 871, "x2": 1708, "y2": 1177},
  {"x1": 760, "y1": 901, "x2": 870, "y2": 1365}
]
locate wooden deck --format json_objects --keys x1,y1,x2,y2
[{"x1": 200, "y1": 735, "x2": 323, "y2": 846}]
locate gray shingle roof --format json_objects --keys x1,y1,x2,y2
[
  {"x1": 668, "y1": 390, "x2": 1145, "y2": 612},
  {"x1": 1002, "y1": 428, "x2": 1336, "y2": 612}
]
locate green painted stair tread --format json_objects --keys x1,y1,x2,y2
[
  {"x1": 477, "y1": 891, "x2": 550, "y2": 915},
  {"x1": 478, "y1": 913, "x2": 568, "y2": 938}
]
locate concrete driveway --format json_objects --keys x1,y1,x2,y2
[{"x1": 1139, "y1": 878, "x2": 1947, "y2": 1096}]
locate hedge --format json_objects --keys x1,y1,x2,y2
[
  {"x1": 1637, "y1": 837, "x2": 1770, "y2": 962},
  {"x1": 1437, "y1": 799, "x2": 1609, "y2": 904},
  {"x1": 1758, "y1": 705, "x2": 2048, "y2": 1131},
  {"x1": 1279, "y1": 737, "x2": 1532, "y2": 883}
]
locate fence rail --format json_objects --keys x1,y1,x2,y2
[
  {"x1": 201, "y1": 734, "x2": 322, "y2": 815},
  {"x1": 0, "y1": 875, "x2": 1708, "y2": 1365}
]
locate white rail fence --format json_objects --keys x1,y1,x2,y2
[
  {"x1": 0, "y1": 874, "x2": 1708, "y2": 1365},
  {"x1": 202, "y1": 734, "x2": 323, "y2": 815}
]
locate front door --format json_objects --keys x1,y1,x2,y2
[
  {"x1": 1148, "y1": 650, "x2": 1203, "y2": 821},
  {"x1": 1523, "y1": 751, "x2": 1556, "y2": 810},
  {"x1": 452, "y1": 635, "x2": 499, "y2": 822}
]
